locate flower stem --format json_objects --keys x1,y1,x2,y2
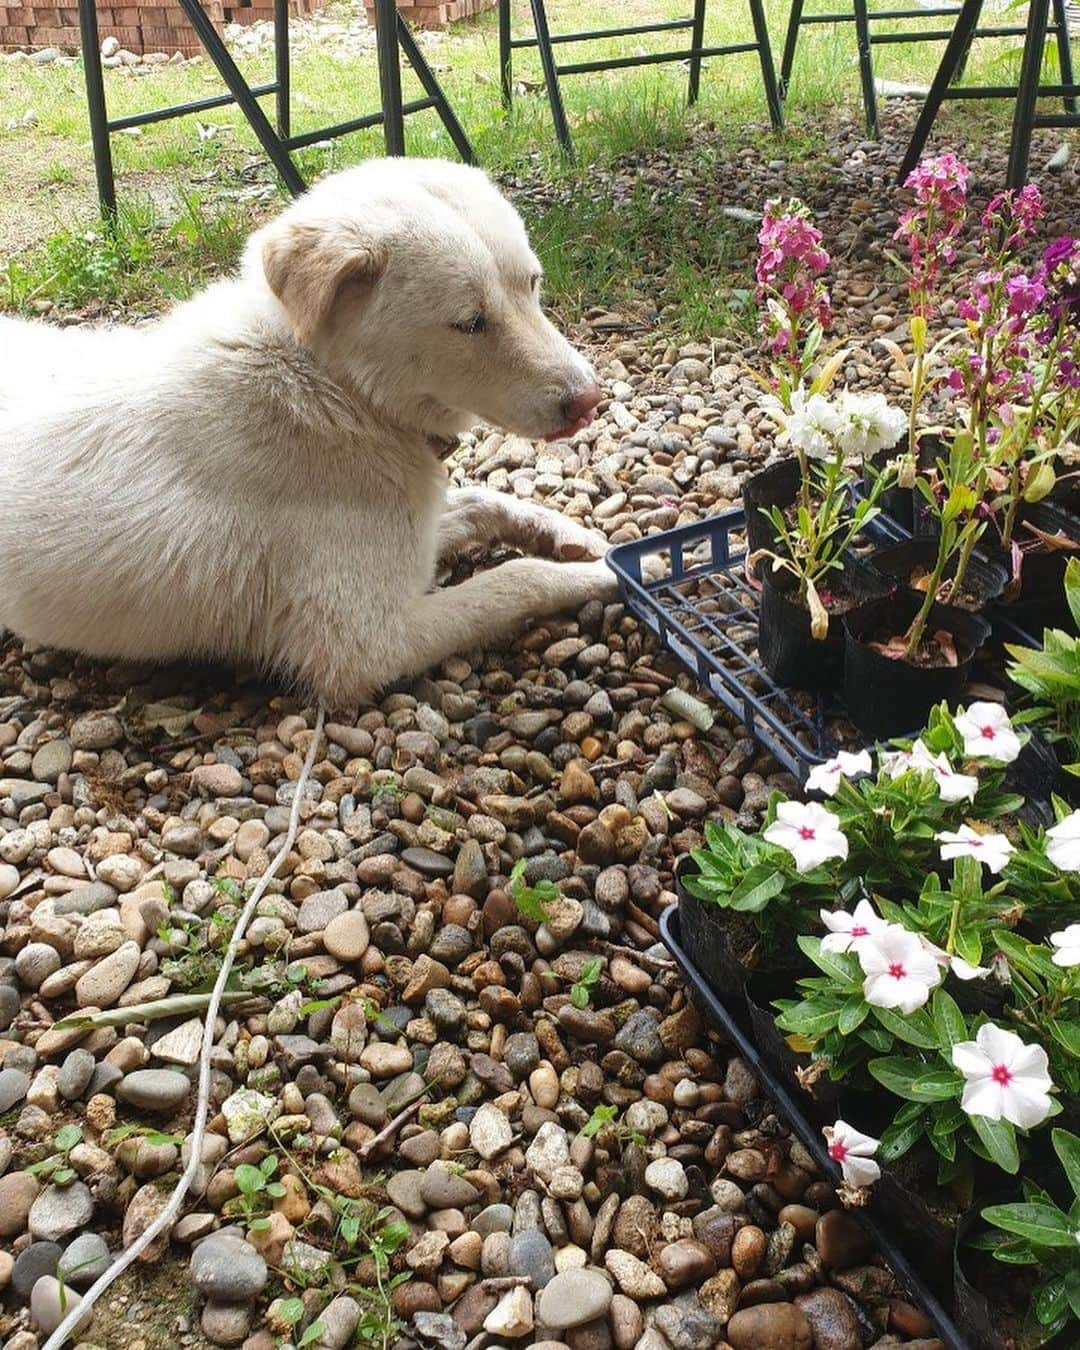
[{"x1": 903, "y1": 531, "x2": 950, "y2": 661}]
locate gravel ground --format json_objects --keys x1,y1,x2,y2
[{"x1": 0, "y1": 109, "x2": 1077, "y2": 1350}]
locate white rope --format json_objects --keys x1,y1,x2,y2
[{"x1": 43, "y1": 704, "x2": 327, "y2": 1350}]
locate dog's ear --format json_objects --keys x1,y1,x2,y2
[{"x1": 262, "y1": 219, "x2": 385, "y2": 346}]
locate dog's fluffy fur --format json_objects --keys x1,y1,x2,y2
[{"x1": 0, "y1": 158, "x2": 619, "y2": 707}]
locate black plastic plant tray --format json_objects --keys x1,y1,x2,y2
[
  {"x1": 606, "y1": 505, "x2": 1039, "y2": 781},
  {"x1": 660, "y1": 904, "x2": 969, "y2": 1350}
]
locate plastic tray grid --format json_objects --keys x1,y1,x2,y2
[{"x1": 607, "y1": 504, "x2": 1040, "y2": 781}]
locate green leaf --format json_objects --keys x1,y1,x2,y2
[
  {"x1": 234, "y1": 1164, "x2": 264, "y2": 1196},
  {"x1": 52, "y1": 1167, "x2": 75, "y2": 1185},
  {"x1": 1035, "y1": 1275, "x2": 1070, "y2": 1326},
  {"x1": 837, "y1": 995, "x2": 869, "y2": 1036},
  {"x1": 932, "y1": 988, "x2": 968, "y2": 1051},
  {"x1": 970, "y1": 1116, "x2": 1021, "y2": 1176},
  {"x1": 1053, "y1": 1129, "x2": 1080, "y2": 1203},
  {"x1": 54, "y1": 1124, "x2": 83, "y2": 1152},
  {"x1": 276, "y1": 1298, "x2": 305, "y2": 1327},
  {"x1": 1064, "y1": 1266, "x2": 1080, "y2": 1321},
  {"x1": 857, "y1": 1025, "x2": 892, "y2": 1051},
  {"x1": 982, "y1": 1201, "x2": 1076, "y2": 1247},
  {"x1": 909, "y1": 1068, "x2": 962, "y2": 1101},
  {"x1": 868, "y1": 1056, "x2": 921, "y2": 1096},
  {"x1": 298, "y1": 1321, "x2": 325, "y2": 1348},
  {"x1": 1049, "y1": 1020, "x2": 1080, "y2": 1059},
  {"x1": 879, "y1": 1109, "x2": 926, "y2": 1163},
  {"x1": 570, "y1": 984, "x2": 589, "y2": 1009},
  {"x1": 871, "y1": 1005, "x2": 940, "y2": 1049},
  {"x1": 1066, "y1": 557, "x2": 1080, "y2": 631},
  {"x1": 581, "y1": 1105, "x2": 618, "y2": 1138},
  {"x1": 729, "y1": 865, "x2": 786, "y2": 913},
  {"x1": 798, "y1": 935, "x2": 860, "y2": 985}
]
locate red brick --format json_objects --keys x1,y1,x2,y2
[
  {"x1": 0, "y1": 23, "x2": 30, "y2": 43},
  {"x1": 26, "y1": 22, "x2": 79, "y2": 42}
]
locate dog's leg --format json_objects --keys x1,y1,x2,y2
[
  {"x1": 438, "y1": 487, "x2": 607, "y2": 562},
  {"x1": 306, "y1": 556, "x2": 618, "y2": 708}
]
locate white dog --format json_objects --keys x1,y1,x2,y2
[{"x1": 0, "y1": 158, "x2": 618, "y2": 708}]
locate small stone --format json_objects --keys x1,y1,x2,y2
[
  {"x1": 31, "y1": 1274, "x2": 91, "y2": 1336},
  {"x1": 732, "y1": 1224, "x2": 767, "y2": 1279},
  {"x1": 316, "y1": 1294, "x2": 361, "y2": 1349},
  {"x1": 57, "y1": 1231, "x2": 111, "y2": 1287},
  {"x1": 483, "y1": 1285, "x2": 533, "y2": 1337},
  {"x1": 29, "y1": 1181, "x2": 94, "y2": 1242},
  {"x1": 190, "y1": 1234, "x2": 268, "y2": 1300},
  {"x1": 70, "y1": 712, "x2": 123, "y2": 749},
  {"x1": 13, "y1": 1242, "x2": 62, "y2": 1298},
  {"x1": 297, "y1": 888, "x2": 348, "y2": 932},
  {"x1": 727, "y1": 1303, "x2": 813, "y2": 1350},
  {"x1": 116, "y1": 1068, "x2": 190, "y2": 1113},
  {"x1": 222, "y1": 1088, "x2": 280, "y2": 1143},
  {"x1": 535, "y1": 1267, "x2": 613, "y2": 1329},
  {"x1": 816, "y1": 1210, "x2": 873, "y2": 1268},
  {"x1": 75, "y1": 940, "x2": 140, "y2": 1007},
  {"x1": 420, "y1": 1167, "x2": 479, "y2": 1210},
  {"x1": 657, "y1": 1238, "x2": 715, "y2": 1289},
  {"x1": 644, "y1": 1156, "x2": 688, "y2": 1200},
  {"x1": 794, "y1": 1288, "x2": 861, "y2": 1350},
  {"x1": 469, "y1": 1101, "x2": 513, "y2": 1160},
  {"x1": 57, "y1": 1048, "x2": 96, "y2": 1100},
  {"x1": 0, "y1": 1067, "x2": 31, "y2": 1112},
  {"x1": 604, "y1": 1248, "x2": 666, "y2": 1299},
  {"x1": 201, "y1": 1300, "x2": 251, "y2": 1346},
  {"x1": 526, "y1": 1121, "x2": 570, "y2": 1181},
  {"x1": 323, "y1": 909, "x2": 370, "y2": 961},
  {"x1": 508, "y1": 1228, "x2": 556, "y2": 1289},
  {"x1": 0, "y1": 1171, "x2": 40, "y2": 1237},
  {"x1": 190, "y1": 763, "x2": 244, "y2": 796}
]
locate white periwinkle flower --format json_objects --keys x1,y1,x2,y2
[
  {"x1": 806, "y1": 749, "x2": 873, "y2": 798},
  {"x1": 1047, "y1": 811, "x2": 1080, "y2": 872},
  {"x1": 1050, "y1": 924, "x2": 1080, "y2": 967},
  {"x1": 901, "y1": 739, "x2": 979, "y2": 803},
  {"x1": 936, "y1": 824, "x2": 1015, "y2": 875},
  {"x1": 952, "y1": 1023, "x2": 1054, "y2": 1130},
  {"x1": 820, "y1": 898, "x2": 887, "y2": 954},
  {"x1": 953, "y1": 702, "x2": 1022, "y2": 764},
  {"x1": 824, "y1": 1119, "x2": 881, "y2": 1188},
  {"x1": 834, "y1": 390, "x2": 907, "y2": 457},
  {"x1": 786, "y1": 388, "x2": 843, "y2": 461},
  {"x1": 763, "y1": 800, "x2": 849, "y2": 874},
  {"x1": 858, "y1": 923, "x2": 942, "y2": 1013}
]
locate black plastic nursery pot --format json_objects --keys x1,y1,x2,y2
[
  {"x1": 756, "y1": 555, "x2": 891, "y2": 693},
  {"x1": 660, "y1": 904, "x2": 968, "y2": 1349},
  {"x1": 864, "y1": 446, "x2": 915, "y2": 533},
  {"x1": 842, "y1": 590, "x2": 992, "y2": 739},
  {"x1": 867, "y1": 538, "x2": 1008, "y2": 612},
  {"x1": 741, "y1": 457, "x2": 805, "y2": 555},
  {"x1": 674, "y1": 856, "x2": 752, "y2": 1007},
  {"x1": 1011, "y1": 500, "x2": 1080, "y2": 633}
]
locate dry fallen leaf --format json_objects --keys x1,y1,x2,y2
[{"x1": 934, "y1": 629, "x2": 959, "y2": 667}]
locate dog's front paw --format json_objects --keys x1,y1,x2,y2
[
  {"x1": 551, "y1": 521, "x2": 609, "y2": 561},
  {"x1": 576, "y1": 556, "x2": 621, "y2": 601}
]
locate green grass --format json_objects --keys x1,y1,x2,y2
[{"x1": 0, "y1": 0, "x2": 1057, "y2": 331}]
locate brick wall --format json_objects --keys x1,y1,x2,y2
[
  {"x1": 0, "y1": 0, "x2": 319, "y2": 55},
  {"x1": 0, "y1": 0, "x2": 495, "y2": 55},
  {"x1": 364, "y1": 0, "x2": 497, "y2": 29}
]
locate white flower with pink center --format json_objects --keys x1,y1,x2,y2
[
  {"x1": 881, "y1": 739, "x2": 978, "y2": 802},
  {"x1": 1046, "y1": 811, "x2": 1080, "y2": 872},
  {"x1": 763, "y1": 801, "x2": 849, "y2": 874},
  {"x1": 857, "y1": 923, "x2": 943, "y2": 1013},
  {"x1": 935, "y1": 824, "x2": 1015, "y2": 874},
  {"x1": 820, "y1": 899, "x2": 887, "y2": 954},
  {"x1": 954, "y1": 702, "x2": 1022, "y2": 764},
  {"x1": 806, "y1": 749, "x2": 873, "y2": 798},
  {"x1": 1050, "y1": 924, "x2": 1080, "y2": 968},
  {"x1": 952, "y1": 1022, "x2": 1054, "y2": 1129},
  {"x1": 823, "y1": 1119, "x2": 881, "y2": 1188}
]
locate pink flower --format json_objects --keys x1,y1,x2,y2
[
  {"x1": 763, "y1": 801, "x2": 849, "y2": 874},
  {"x1": 952, "y1": 1023, "x2": 1054, "y2": 1130},
  {"x1": 935, "y1": 825, "x2": 1015, "y2": 875},
  {"x1": 823, "y1": 1120, "x2": 881, "y2": 1188},
  {"x1": 954, "y1": 702, "x2": 1022, "y2": 764}
]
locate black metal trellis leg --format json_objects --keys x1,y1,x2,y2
[
  {"x1": 529, "y1": 0, "x2": 575, "y2": 159},
  {"x1": 778, "y1": 0, "x2": 806, "y2": 102},
  {"x1": 79, "y1": 0, "x2": 116, "y2": 216},
  {"x1": 1007, "y1": 0, "x2": 1050, "y2": 188},
  {"x1": 177, "y1": 0, "x2": 305, "y2": 194},
  {"x1": 853, "y1": 0, "x2": 880, "y2": 137},
  {"x1": 274, "y1": 0, "x2": 290, "y2": 139},
  {"x1": 688, "y1": 0, "x2": 706, "y2": 104},
  {"x1": 499, "y1": 0, "x2": 513, "y2": 109},
  {"x1": 1051, "y1": 0, "x2": 1077, "y2": 114},
  {"x1": 396, "y1": 15, "x2": 477, "y2": 163},
  {"x1": 374, "y1": 0, "x2": 406, "y2": 155},
  {"x1": 897, "y1": 0, "x2": 982, "y2": 181},
  {"x1": 747, "y1": 0, "x2": 784, "y2": 129}
]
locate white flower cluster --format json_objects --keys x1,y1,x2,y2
[
  {"x1": 781, "y1": 386, "x2": 907, "y2": 461},
  {"x1": 762, "y1": 700, "x2": 1072, "y2": 1144}
]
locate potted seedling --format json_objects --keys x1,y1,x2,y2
[
  {"x1": 844, "y1": 436, "x2": 992, "y2": 737},
  {"x1": 750, "y1": 388, "x2": 902, "y2": 692}
]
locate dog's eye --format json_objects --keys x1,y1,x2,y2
[{"x1": 451, "y1": 314, "x2": 486, "y2": 336}]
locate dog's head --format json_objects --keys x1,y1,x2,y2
[{"x1": 249, "y1": 159, "x2": 599, "y2": 442}]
